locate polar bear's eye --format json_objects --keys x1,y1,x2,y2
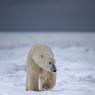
[
  {"x1": 41, "y1": 55, "x2": 44, "y2": 58},
  {"x1": 49, "y1": 62, "x2": 52, "y2": 64}
]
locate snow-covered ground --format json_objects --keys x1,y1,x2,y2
[{"x1": 0, "y1": 32, "x2": 95, "y2": 95}]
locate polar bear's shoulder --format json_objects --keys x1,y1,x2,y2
[{"x1": 31, "y1": 44, "x2": 54, "y2": 56}]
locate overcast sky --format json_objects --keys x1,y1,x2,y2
[{"x1": 0, "y1": 0, "x2": 95, "y2": 31}]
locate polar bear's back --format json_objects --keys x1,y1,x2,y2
[{"x1": 31, "y1": 44, "x2": 54, "y2": 58}]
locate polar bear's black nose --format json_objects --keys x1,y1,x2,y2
[
  {"x1": 52, "y1": 64, "x2": 57, "y2": 72},
  {"x1": 53, "y1": 69, "x2": 57, "y2": 72}
]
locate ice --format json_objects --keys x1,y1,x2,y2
[{"x1": 0, "y1": 32, "x2": 95, "y2": 95}]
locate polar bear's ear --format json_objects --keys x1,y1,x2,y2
[{"x1": 41, "y1": 54, "x2": 44, "y2": 58}]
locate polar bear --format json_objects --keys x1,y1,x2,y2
[{"x1": 26, "y1": 44, "x2": 57, "y2": 91}]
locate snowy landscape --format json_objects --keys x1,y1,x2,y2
[{"x1": 0, "y1": 32, "x2": 95, "y2": 95}]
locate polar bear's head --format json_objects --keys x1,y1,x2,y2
[{"x1": 31, "y1": 44, "x2": 57, "y2": 72}]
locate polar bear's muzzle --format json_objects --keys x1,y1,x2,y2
[
  {"x1": 49, "y1": 62, "x2": 57, "y2": 72},
  {"x1": 51, "y1": 64, "x2": 57, "y2": 72}
]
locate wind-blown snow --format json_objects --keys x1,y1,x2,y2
[{"x1": 0, "y1": 32, "x2": 95, "y2": 95}]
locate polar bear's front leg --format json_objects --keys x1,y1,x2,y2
[
  {"x1": 26, "y1": 61, "x2": 40, "y2": 91},
  {"x1": 26, "y1": 70, "x2": 39, "y2": 91},
  {"x1": 40, "y1": 71, "x2": 56, "y2": 90}
]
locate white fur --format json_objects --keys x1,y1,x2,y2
[{"x1": 26, "y1": 44, "x2": 56, "y2": 91}]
